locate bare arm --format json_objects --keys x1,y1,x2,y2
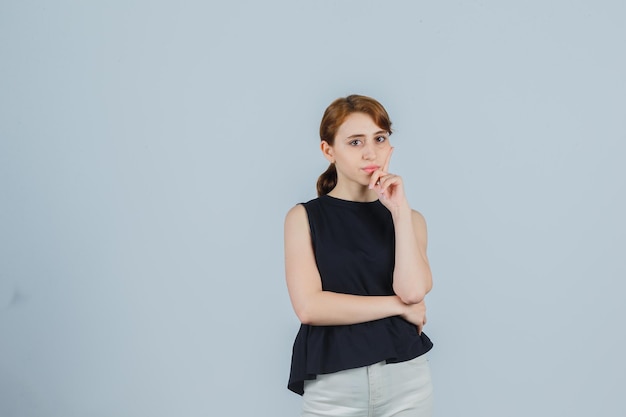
[
  {"x1": 370, "y1": 147, "x2": 433, "y2": 304},
  {"x1": 389, "y1": 208, "x2": 433, "y2": 304},
  {"x1": 284, "y1": 204, "x2": 423, "y2": 327}
]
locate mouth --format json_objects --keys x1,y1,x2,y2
[{"x1": 362, "y1": 165, "x2": 380, "y2": 174}]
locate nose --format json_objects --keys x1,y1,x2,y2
[{"x1": 362, "y1": 141, "x2": 376, "y2": 160}]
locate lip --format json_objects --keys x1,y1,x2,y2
[{"x1": 362, "y1": 165, "x2": 380, "y2": 174}]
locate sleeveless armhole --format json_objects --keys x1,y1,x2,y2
[{"x1": 298, "y1": 201, "x2": 317, "y2": 258}]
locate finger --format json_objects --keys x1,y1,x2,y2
[
  {"x1": 377, "y1": 174, "x2": 399, "y2": 194},
  {"x1": 369, "y1": 169, "x2": 387, "y2": 190},
  {"x1": 417, "y1": 323, "x2": 423, "y2": 336},
  {"x1": 383, "y1": 147, "x2": 394, "y2": 172},
  {"x1": 368, "y1": 170, "x2": 382, "y2": 190},
  {"x1": 373, "y1": 174, "x2": 390, "y2": 196}
]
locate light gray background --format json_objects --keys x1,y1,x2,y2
[{"x1": 1, "y1": 1, "x2": 625, "y2": 416}]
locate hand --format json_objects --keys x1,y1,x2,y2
[
  {"x1": 368, "y1": 147, "x2": 410, "y2": 213},
  {"x1": 400, "y1": 300, "x2": 427, "y2": 335}
]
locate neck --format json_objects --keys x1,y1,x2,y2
[{"x1": 327, "y1": 181, "x2": 378, "y2": 202}]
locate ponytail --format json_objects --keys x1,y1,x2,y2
[{"x1": 316, "y1": 163, "x2": 337, "y2": 196}]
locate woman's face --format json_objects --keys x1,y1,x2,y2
[{"x1": 322, "y1": 112, "x2": 392, "y2": 187}]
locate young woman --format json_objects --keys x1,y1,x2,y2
[{"x1": 285, "y1": 95, "x2": 434, "y2": 417}]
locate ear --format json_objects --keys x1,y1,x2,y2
[{"x1": 320, "y1": 141, "x2": 335, "y2": 164}]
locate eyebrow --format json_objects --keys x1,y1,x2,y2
[{"x1": 346, "y1": 130, "x2": 389, "y2": 139}]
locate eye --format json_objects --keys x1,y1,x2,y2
[
  {"x1": 349, "y1": 139, "x2": 362, "y2": 146},
  {"x1": 376, "y1": 135, "x2": 387, "y2": 143}
]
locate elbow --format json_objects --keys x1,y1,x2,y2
[
  {"x1": 294, "y1": 305, "x2": 314, "y2": 325},
  {"x1": 425, "y1": 280, "x2": 433, "y2": 295},
  {"x1": 393, "y1": 267, "x2": 432, "y2": 304},
  {"x1": 398, "y1": 291, "x2": 425, "y2": 305},
  {"x1": 394, "y1": 280, "x2": 431, "y2": 305},
  {"x1": 296, "y1": 312, "x2": 313, "y2": 325},
  {"x1": 292, "y1": 291, "x2": 324, "y2": 325}
]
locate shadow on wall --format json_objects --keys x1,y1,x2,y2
[{"x1": 0, "y1": 285, "x2": 28, "y2": 311}]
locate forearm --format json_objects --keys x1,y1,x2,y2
[
  {"x1": 391, "y1": 207, "x2": 432, "y2": 304},
  {"x1": 296, "y1": 292, "x2": 406, "y2": 326}
]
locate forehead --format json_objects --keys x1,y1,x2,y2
[{"x1": 336, "y1": 112, "x2": 384, "y2": 138}]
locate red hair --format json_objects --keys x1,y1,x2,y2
[{"x1": 316, "y1": 95, "x2": 393, "y2": 196}]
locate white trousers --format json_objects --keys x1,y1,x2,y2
[{"x1": 301, "y1": 355, "x2": 433, "y2": 417}]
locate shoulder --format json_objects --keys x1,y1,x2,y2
[
  {"x1": 285, "y1": 204, "x2": 307, "y2": 223},
  {"x1": 285, "y1": 197, "x2": 321, "y2": 223},
  {"x1": 284, "y1": 204, "x2": 310, "y2": 234},
  {"x1": 284, "y1": 204, "x2": 314, "y2": 249}
]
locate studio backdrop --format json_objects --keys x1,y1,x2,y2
[{"x1": 1, "y1": 1, "x2": 625, "y2": 416}]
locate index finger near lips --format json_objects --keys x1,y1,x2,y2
[
  {"x1": 369, "y1": 169, "x2": 382, "y2": 189},
  {"x1": 383, "y1": 147, "x2": 394, "y2": 172}
]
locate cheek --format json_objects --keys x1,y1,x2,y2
[
  {"x1": 378, "y1": 143, "x2": 391, "y2": 156},
  {"x1": 335, "y1": 147, "x2": 357, "y2": 160}
]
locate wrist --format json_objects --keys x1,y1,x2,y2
[
  {"x1": 394, "y1": 296, "x2": 409, "y2": 315},
  {"x1": 390, "y1": 204, "x2": 412, "y2": 220}
]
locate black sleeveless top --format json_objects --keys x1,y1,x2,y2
[{"x1": 287, "y1": 194, "x2": 433, "y2": 395}]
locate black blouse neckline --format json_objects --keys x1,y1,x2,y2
[{"x1": 321, "y1": 194, "x2": 382, "y2": 207}]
